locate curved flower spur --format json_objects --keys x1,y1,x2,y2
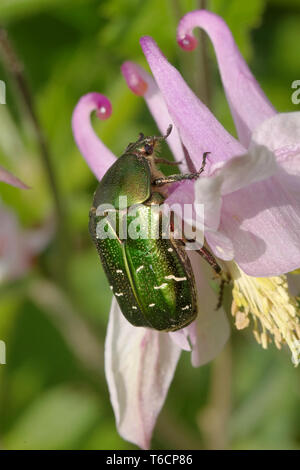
[{"x1": 72, "y1": 10, "x2": 300, "y2": 448}]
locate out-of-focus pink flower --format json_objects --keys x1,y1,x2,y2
[{"x1": 0, "y1": 204, "x2": 53, "y2": 282}]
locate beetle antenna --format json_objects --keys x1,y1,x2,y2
[
  {"x1": 162, "y1": 124, "x2": 172, "y2": 141},
  {"x1": 155, "y1": 124, "x2": 172, "y2": 143},
  {"x1": 163, "y1": 124, "x2": 173, "y2": 140}
]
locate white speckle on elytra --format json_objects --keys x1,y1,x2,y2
[
  {"x1": 110, "y1": 286, "x2": 113, "y2": 290},
  {"x1": 116, "y1": 269, "x2": 123, "y2": 274},
  {"x1": 149, "y1": 303, "x2": 155, "y2": 307},
  {"x1": 115, "y1": 292, "x2": 124, "y2": 297},
  {"x1": 182, "y1": 305, "x2": 191, "y2": 311},
  {"x1": 168, "y1": 248, "x2": 173, "y2": 252},
  {"x1": 136, "y1": 265, "x2": 144, "y2": 273},
  {"x1": 154, "y1": 283, "x2": 168, "y2": 290},
  {"x1": 132, "y1": 306, "x2": 137, "y2": 310},
  {"x1": 165, "y1": 275, "x2": 187, "y2": 282}
]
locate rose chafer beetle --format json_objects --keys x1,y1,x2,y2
[{"x1": 89, "y1": 126, "x2": 222, "y2": 332}]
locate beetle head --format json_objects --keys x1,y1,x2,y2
[{"x1": 126, "y1": 124, "x2": 172, "y2": 157}]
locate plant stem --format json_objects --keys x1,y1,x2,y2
[
  {"x1": 198, "y1": 341, "x2": 232, "y2": 449},
  {"x1": 0, "y1": 27, "x2": 69, "y2": 284}
]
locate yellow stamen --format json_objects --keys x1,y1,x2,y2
[{"x1": 226, "y1": 262, "x2": 300, "y2": 365}]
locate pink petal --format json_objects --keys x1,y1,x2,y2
[
  {"x1": 165, "y1": 131, "x2": 300, "y2": 275},
  {"x1": 218, "y1": 112, "x2": 300, "y2": 276},
  {"x1": 169, "y1": 328, "x2": 191, "y2": 351},
  {"x1": 195, "y1": 145, "x2": 277, "y2": 231},
  {"x1": 205, "y1": 230, "x2": 234, "y2": 261},
  {"x1": 177, "y1": 10, "x2": 276, "y2": 147},
  {"x1": 220, "y1": 170, "x2": 300, "y2": 276},
  {"x1": 105, "y1": 298, "x2": 181, "y2": 449},
  {"x1": 165, "y1": 147, "x2": 277, "y2": 264},
  {"x1": 140, "y1": 36, "x2": 245, "y2": 173},
  {"x1": 252, "y1": 112, "x2": 300, "y2": 171},
  {"x1": 0, "y1": 165, "x2": 28, "y2": 189},
  {"x1": 121, "y1": 61, "x2": 186, "y2": 169},
  {"x1": 165, "y1": 180, "x2": 195, "y2": 206},
  {"x1": 163, "y1": 181, "x2": 234, "y2": 260},
  {"x1": 164, "y1": 156, "x2": 300, "y2": 274},
  {"x1": 72, "y1": 92, "x2": 116, "y2": 181}
]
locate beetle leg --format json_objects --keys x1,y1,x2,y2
[
  {"x1": 154, "y1": 158, "x2": 182, "y2": 166},
  {"x1": 192, "y1": 245, "x2": 230, "y2": 310},
  {"x1": 178, "y1": 235, "x2": 222, "y2": 277},
  {"x1": 194, "y1": 246, "x2": 222, "y2": 276},
  {"x1": 189, "y1": 243, "x2": 229, "y2": 310},
  {"x1": 153, "y1": 152, "x2": 210, "y2": 186},
  {"x1": 215, "y1": 278, "x2": 226, "y2": 310},
  {"x1": 153, "y1": 175, "x2": 186, "y2": 185}
]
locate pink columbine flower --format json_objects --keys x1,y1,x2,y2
[
  {"x1": 138, "y1": 13, "x2": 300, "y2": 365},
  {"x1": 72, "y1": 10, "x2": 300, "y2": 448},
  {"x1": 72, "y1": 92, "x2": 230, "y2": 448}
]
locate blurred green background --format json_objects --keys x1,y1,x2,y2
[{"x1": 0, "y1": 0, "x2": 300, "y2": 450}]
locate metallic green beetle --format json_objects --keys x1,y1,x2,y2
[{"x1": 89, "y1": 126, "x2": 221, "y2": 332}]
